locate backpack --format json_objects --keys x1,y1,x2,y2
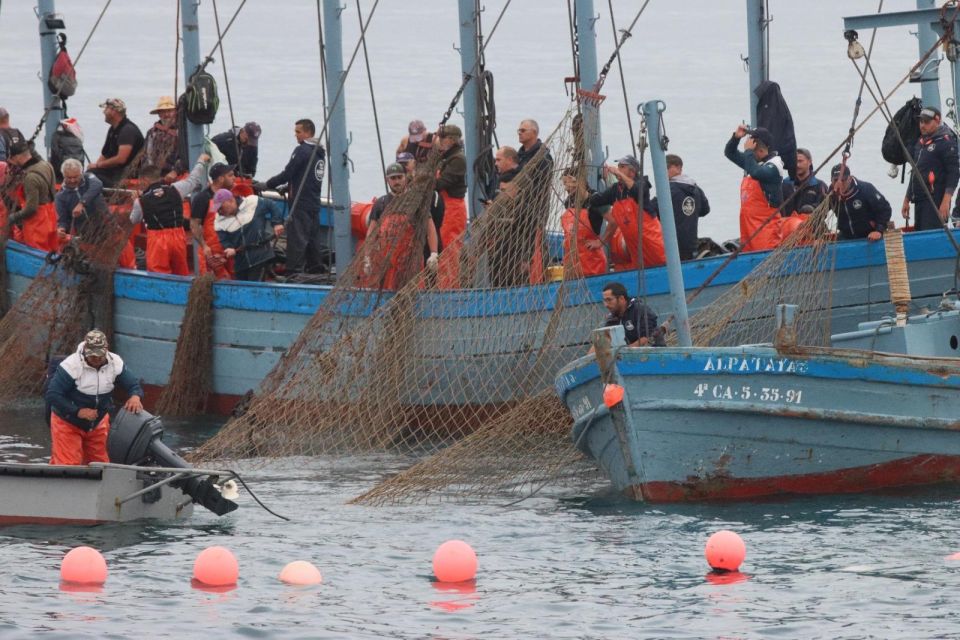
[
  {"x1": 48, "y1": 33, "x2": 77, "y2": 99},
  {"x1": 882, "y1": 97, "x2": 922, "y2": 165},
  {"x1": 183, "y1": 69, "x2": 219, "y2": 125},
  {"x1": 50, "y1": 120, "x2": 86, "y2": 181}
]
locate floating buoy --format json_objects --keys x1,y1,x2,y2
[
  {"x1": 946, "y1": 552, "x2": 960, "y2": 561},
  {"x1": 705, "y1": 530, "x2": 746, "y2": 572},
  {"x1": 602, "y1": 383, "x2": 625, "y2": 408},
  {"x1": 279, "y1": 561, "x2": 323, "y2": 586},
  {"x1": 193, "y1": 546, "x2": 239, "y2": 587},
  {"x1": 60, "y1": 546, "x2": 107, "y2": 585},
  {"x1": 432, "y1": 540, "x2": 477, "y2": 583}
]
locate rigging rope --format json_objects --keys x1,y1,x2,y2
[
  {"x1": 212, "y1": 0, "x2": 242, "y2": 169},
  {"x1": 72, "y1": 0, "x2": 112, "y2": 66},
  {"x1": 606, "y1": 0, "x2": 636, "y2": 151},
  {"x1": 174, "y1": 0, "x2": 180, "y2": 98},
  {"x1": 315, "y1": 0, "x2": 332, "y2": 197},
  {"x1": 355, "y1": 0, "x2": 388, "y2": 191},
  {"x1": 197, "y1": 0, "x2": 248, "y2": 74},
  {"x1": 589, "y1": 0, "x2": 650, "y2": 95}
]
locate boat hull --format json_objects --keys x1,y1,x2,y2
[
  {"x1": 557, "y1": 345, "x2": 960, "y2": 502},
  {"x1": 0, "y1": 462, "x2": 194, "y2": 525},
  {"x1": 8, "y1": 228, "x2": 960, "y2": 415}
]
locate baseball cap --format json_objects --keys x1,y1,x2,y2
[
  {"x1": 830, "y1": 163, "x2": 851, "y2": 181},
  {"x1": 99, "y1": 98, "x2": 126, "y2": 113},
  {"x1": 919, "y1": 106, "x2": 941, "y2": 121},
  {"x1": 396, "y1": 151, "x2": 415, "y2": 164},
  {"x1": 385, "y1": 162, "x2": 406, "y2": 177},
  {"x1": 615, "y1": 155, "x2": 641, "y2": 172},
  {"x1": 408, "y1": 119, "x2": 427, "y2": 143},
  {"x1": 209, "y1": 163, "x2": 233, "y2": 180},
  {"x1": 213, "y1": 189, "x2": 236, "y2": 211},
  {"x1": 243, "y1": 122, "x2": 262, "y2": 146},
  {"x1": 82, "y1": 329, "x2": 108, "y2": 358},
  {"x1": 7, "y1": 141, "x2": 29, "y2": 157},
  {"x1": 746, "y1": 127, "x2": 774, "y2": 149},
  {"x1": 439, "y1": 124, "x2": 462, "y2": 139}
]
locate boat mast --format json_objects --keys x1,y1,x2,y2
[
  {"x1": 37, "y1": 0, "x2": 64, "y2": 151},
  {"x1": 179, "y1": 0, "x2": 205, "y2": 165},
  {"x1": 641, "y1": 100, "x2": 692, "y2": 347},
  {"x1": 457, "y1": 0, "x2": 481, "y2": 220},
  {"x1": 574, "y1": 0, "x2": 605, "y2": 189},
  {"x1": 745, "y1": 0, "x2": 767, "y2": 127},
  {"x1": 915, "y1": 0, "x2": 942, "y2": 110},
  {"x1": 322, "y1": 0, "x2": 354, "y2": 279}
]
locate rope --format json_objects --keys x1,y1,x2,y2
[
  {"x1": 174, "y1": 0, "x2": 180, "y2": 98},
  {"x1": 590, "y1": 0, "x2": 650, "y2": 94},
  {"x1": 197, "y1": 0, "x2": 248, "y2": 74},
  {"x1": 212, "y1": 0, "x2": 242, "y2": 168},
  {"x1": 315, "y1": 0, "x2": 331, "y2": 196},
  {"x1": 72, "y1": 0, "x2": 112, "y2": 66},
  {"x1": 635, "y1": 115, "x2": 648, "y2": 306},
  {"x1": 606, "y1": 0, "x2": 636, "y2": 151},
  {"x1": 355, "y1": 0, "x2": 387, "y2": 191}
]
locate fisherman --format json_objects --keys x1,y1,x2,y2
[
  {"x1": 6, "y1": 141, "x2": 59, "y2": 252},
  {"x1": 0, "y1": 107, "x2": 26, "y2": 162},
  {"x1": 649, "y1": 154, "x2": 711, "y2": 261},
  {"x1": 190, "y1": 162, "x2": 236, "y2": 279},
  {"x1": 259, "y1": 118, "x2": 327, "y2": 275},
  {"x1": 724, "y1": 125, "x2": 784, "y2": 251},
  {"x1": 492, "y1": 146, "x2": 521, "y2": 199},
  {"x1": 397, "y1": 119, "x2": 433, "y2": 163},
  {"x1": 587, "y1": 155, "x2": 666, "y2": 269},
  {"x1": 902, "y1": 106, "x2": 959, "y2": 231},
  {"x1": 560, "y1": 168, "x2": 607, "y2": 276},
  {"x1": 55, "y1": 158, "x2": 108, "y2": 243},
  {"x1": 142, "y1": 96, "x2": 181, "y2": 181},
  {"x1": 782, "y1": 148, "x2": 828, "y2": 213},
  {"x1": 130, "y1": 153, "x2": 209, "y2": 275},
  {"x1": 396, "y1": 151, "x2": 416, "y2": 177},
  {"x1": 363, "y1": 163, "x2": 440, "y2": 289},
  {"x1": 601, "y1": 281, "x2": 663, "y2": 347},
  {"x1": 516, "y1": 118, "x2": 555, "y2": 198},
  {"x1": 88, "y1": 98, "x2": 144, "y2": 188},
  {"x1": 212, "y1": 121, "x2": 261, "y2": 177},
  {"x1": 830, "y1": 164, "x2": 891, "y2": 242},
  {"x1": 213, "y1": 188, "x2": 285, "y2": 282},
  {"x1": 45, "y1": 329, "x2": 144, "y2": 466},
  {"x1": 433, "y1": 124, "x2": 467, "y2": 287}
]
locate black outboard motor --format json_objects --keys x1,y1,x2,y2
[{"x1": 108, "y1": 409, "x2": 238, "y2": 516}]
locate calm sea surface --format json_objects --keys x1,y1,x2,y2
[
  {"x1": 3, "y1": 404, "x2": 960, "y2": 639},
  {"x1": 3, "y1": 1, "x2": 960, "y2": 638}
]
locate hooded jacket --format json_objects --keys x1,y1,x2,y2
[
  {"x1": 754, "y1": 80, "x2": 798, "y2": 180},
  {"x1": 907, "y1": 123, "x2": 960, "y2": 205},
  {"x1": 45, "y1": 342, "x2": 143, "y2": 431},
  {"x1": 649, "y1": 174, "x2": 711, "y2": 260},
  {"x1": 215, "y1": 195, "x2": 285, "y2": 272}
]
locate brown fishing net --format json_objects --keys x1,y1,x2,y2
[{"x1": 155, "y1": 272, "x2": 215, "y2": 415}]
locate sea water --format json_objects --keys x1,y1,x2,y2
[{"x1": 3, "y1": 405, "x2": 960, "y2": 638}]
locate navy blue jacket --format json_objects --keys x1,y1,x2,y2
[
  {"x1": 782, "y1": 175, "x2": 828, "y2": 213},
  {"x1": 266, "y1": 139, "x2": 325, "y2": 218},
  {"x1": 833, "y1": 178, "x2": 892, "y2": 240},
  {"x1": 46, "y1": 345, "x2": 144, "y2": 431},
  {"x1": 649, "y1": 174, "x2": 710, "y2": 260},
  {"x1": 215, "y1": 195, "x2": 285, "y2": 272},
  {"x1": 54, "y1": 172, "x2": 109, "y2": 235},
  {"x1": 906, "y1": 124, "x2": 960, "y2": 205},
  {"x1": 212, "y1": 128, "x2": 259, "y2": 177},
  {"x1": 604, "y1": 298, "x2": 663, "y2": 346}
]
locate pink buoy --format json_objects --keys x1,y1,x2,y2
[
  {"x1": 278, "y1": 561, "x2": 323, "y2": 586},
  {"x1": 193, "y1": 546, "x2": 239, "y2": 587},
  {"x1": 705, "y1": 530, "x2": 746, "y2": 572},
  {"x1": 432, "y1": 540, "x2": 478, "y2": 583},
  {"x1": 60, "y1": 546, "x2": 107, "y2": 585},
  {"x1": 946, "y1": 552, "x2": 960, "y2": 561},
  {"x1": 603, "y1": 384, "x2": 625, "y2": 408}
]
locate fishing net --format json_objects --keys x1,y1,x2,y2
[
  {"x1": 155, "y1": 272, "x2": 215, "y2": 415},
  {"x1": 193, "y1": 106, "x2": 603, "y2": 497},
  {"x1": 0, "y1": 160, "x2": 136, "y2": 400}
]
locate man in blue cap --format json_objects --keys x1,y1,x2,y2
[
  {"x1": 902, "y1": 106, "x2": 959, "y2": 231},
  {"x1": 724, "y1": 124, "x2": 785, "y2": 251}
]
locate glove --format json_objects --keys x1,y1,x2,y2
[
  {"x1": 251, "y1": 180, "x2": 269, "y2": 194},
  {"x1": 426, "y1": 252, "x2": 439, "y2": 272}
]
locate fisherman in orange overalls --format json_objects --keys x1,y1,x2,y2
[
  {"x1": 723, "y1": 125, "x2": 785, "y2": 252},
  {"x1": 130, "y1": 154, "x2": 209, "y2": 275},
  {"x1": 190, "y1": 162, "x2": 235, "y2": 278},
  {"x1": 589, "y1": 155, "x2": 665, "y2": 269},
  {"x1": 6, "y1": 141, "x2": 58, "y2": 252},
  {"x1": 560, "y1": 169, "x2": 607, "y2": 277},
  {"x1": 435, "y1": 124, "x2": 466, "y2": 288}
]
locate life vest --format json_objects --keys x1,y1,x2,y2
[
  {"x1": 560, "y1": 208, "x2": 606, "y2": 276},
  {"x1": 739, "y1": 175, "x2": 781, "y2": 252},
  {"x1": 608, "y1": 197, "x2": 665, "y2": 268},
  {"x1": 139, "y1": 182, "x2": 184, "y2": 230}
]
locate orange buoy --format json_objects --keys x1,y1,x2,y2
[
  {"x1": 432, "y1": 540, "x2": 477, "y2": 583},
  {"x1": 193, "y1": 546, "x2": 239, "y2": 587},
  {"x1": 705, "y1": 530, "x2": 746, "y2": 572},
  {"x1": 279, "y1": 561, "x2": 323, "y2": 586},
  {"x1": 60, "y1": 546, "x2": 107, "y2": 585},
  {"x1": 603, "y1": 383, "x2": 625, "y2": 408}
]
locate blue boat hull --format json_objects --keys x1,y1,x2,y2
[
  {"x1": 556, "y1": 344, "x2": 960, "y2": 502},
  {"x1": 7, "y1": 227, "x2": 960, "y2": 414}
]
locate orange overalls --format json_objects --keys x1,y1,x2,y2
[
  {"x1": 50, "y1": 413, "x2": 110, "y2": 465},
  {"x1": 561, "y1": 207, "x2": 607, "y2": 277},
  {"x1": 372, "y1": 211, "x2": 417, "y2": 290},
  {"x1": 739, "y1": 176, "x2": 781, "y2": 252},
  {"x1": 197, "y1": 202, "x2": 233, "y2": 279},
  {"x1": 437, "y1": 191, "x2": 467, "y2": 289},
  {"x1": 15, "y1": 183, "x2": 58, "y2": 252},
  {"x1": 609, "y1": 197, "x2": 665, "y2": 268}
]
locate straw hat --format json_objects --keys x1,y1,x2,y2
[{"x1": 149, "y1": 96, "x2": 177, "y2": 114}]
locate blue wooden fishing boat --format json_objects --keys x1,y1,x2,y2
[{"x1": 556, "y1": 303, "x2": 960, "y2": 502}]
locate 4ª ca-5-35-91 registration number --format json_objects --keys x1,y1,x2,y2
[{"x1": 692, "y1": 383, "x2": 804, "y2": 404}]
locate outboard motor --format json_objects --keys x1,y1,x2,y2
[{"x1": 108, "y1": 409, "x2": 238, "y2": 516}]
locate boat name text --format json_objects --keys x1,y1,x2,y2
[
  {"x1": 702, "y1": 356, "x2": 807, "y2": 374},
  {"x1": 693, "y1": 383, "x2": 804, "y2": 404}
]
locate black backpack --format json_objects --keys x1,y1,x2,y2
[
  {"x1": 50, "y1": 128, "x2": 86, "y2": 181},
  {"x1": 882, "y1": 98, "x2": 922, "y2": 165},
  {"x1": 183, "y1": 69, "x2": 220, "y2": 125}
]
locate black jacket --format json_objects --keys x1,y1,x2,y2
[
  {"x1": 212, "y1": 128, "x2": 259, "y2": 177},
  {"x1": 782, "y1": 175, "x2": 828, "y2": 213},
  {"x1": 755, "y1": 80, "x2": 798, "y2": 180},
  {"x1": 649, "y1": 174, "x2": 710, "y2": 260},
  {"x1": 266, "y1": 139, "x2": 325, "y2": 217},
  {"x1": 907, "y1": 123, "x2": 960, "y2": 205},
  {"x1": 832, "y1": 178, "x2": 892, "y2": 240},
  {"x1": 604, "y1": 298, "x2": 663, "y2": 346}
]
